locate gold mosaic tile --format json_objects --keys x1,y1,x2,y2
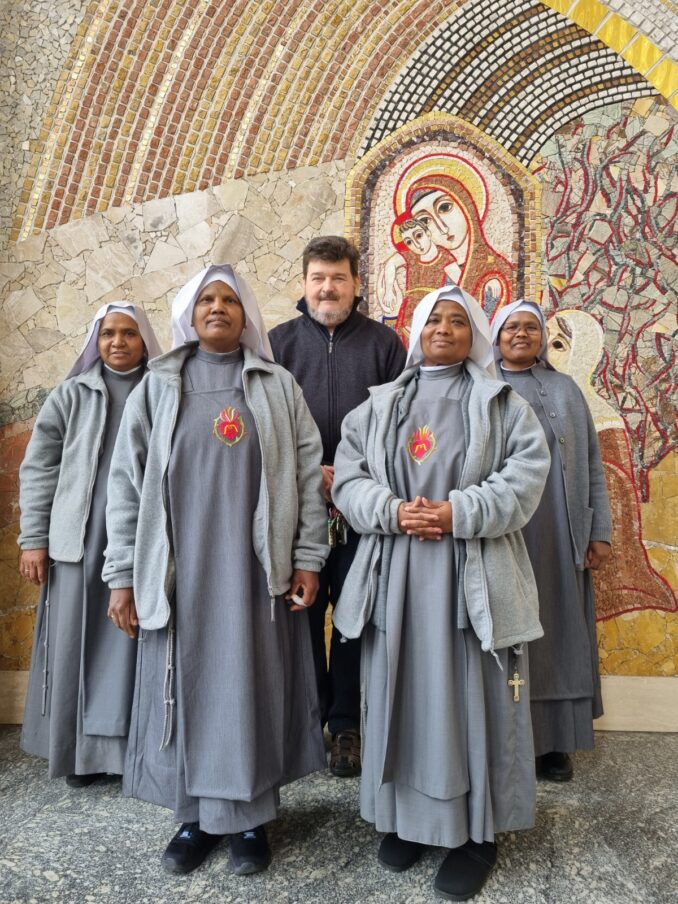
[
  {"x1": 623, "y1": 33, "x2": 664, "y2": 73},
  {"x1": 542, "y1": 0, "x2": 572, "y2": 13},
  {"x1": 597, "y1": 13, "x2": 636, "y2": 52},
  {"x1": 570, "y1": 0, "x2": 609, "y2": 33},
  {"x1": 648, "y1": 58, "x2": 678, "y2": 97}
]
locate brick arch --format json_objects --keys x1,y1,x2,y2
[{"x1": 13, "y1": 0, "x2": 677, "y2": 242}]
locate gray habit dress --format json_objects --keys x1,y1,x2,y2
[
  {"x1": 361, "y1": 365, "x2": 535, "y2": 849},
  {"x1": 123, "y1": 348, "x2": 325, "y2": 835},
  {"x1": 21, "y1": 365, "x2": 142, "y2": 778},
  {"x1": 500, "y1": 365, "x2": 602, "y2": 756}
]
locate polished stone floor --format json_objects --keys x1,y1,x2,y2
[{"x1": 1, "y1": 727, "x2": 676, "y2": 903}]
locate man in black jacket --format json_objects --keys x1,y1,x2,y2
[{"x1": 269, "y1": 236, "x2": 406, "y2": 777}]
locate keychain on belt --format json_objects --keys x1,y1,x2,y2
[{"x1": 327, "y1": 505, "x2": 348, "y2": 548}]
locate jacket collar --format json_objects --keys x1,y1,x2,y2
[
  {"x1": 73, "y1": 359, "x2": 107, "y2": 391},
  {"x1": 367, "y1": 358, "x2": 509, "y2": 417},
  {"x1": 147, "y1": 342, "x2": 275, "y2": 380}
]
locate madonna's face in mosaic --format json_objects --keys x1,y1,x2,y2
[{"x1": 411, "y1": 189, "x2": 469, "y2": 254}]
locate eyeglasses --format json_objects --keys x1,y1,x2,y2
[{"x1": 501, "y1": 323, "x2": 542, "y2": 335}]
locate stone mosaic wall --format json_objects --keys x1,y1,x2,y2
[
  {"x1": 0, "y1": 161, "x2": 346, "y2": 668},
  {"x1": 1, "y1": 1, "x2": 677, "y2": 682}
]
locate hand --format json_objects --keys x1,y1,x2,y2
[
  {"x1": 285, "y1": 569, "x2": 320, "y2": 612},
  {"x1": 398, "y1": 496, "x2": 453, "y2": 540},
  {"x1": 107, "y1": 588, "x2": 139, "y2": 638},
  {"x1": 20, "y1": 549, "x2": 49, "y2": 585},
  {"x1": 421, "y1": 497, "x2": 453, "y2": 534},
  {"x1": 585, "y1": 541, "x2": 611, "y2": 570},
  {"x1": 321, "y1": 465, "x2": 335, "y2": 503}
]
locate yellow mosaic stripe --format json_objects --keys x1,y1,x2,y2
[
  {"x1": 223, "y1": 0, "x2": 305, "y2": 177},
  {"x1": 540, "y1": 0, "x2": 678, "y2": 110},
  {"x1": 76, "y1": 0, "x2": 181, "y2": 215},
  {"x1": 122, "y1": 0, "x2": 211, "y2": 205},
  {"x1": 175, "y1": 1, "x2": 280, "y2": 194}
]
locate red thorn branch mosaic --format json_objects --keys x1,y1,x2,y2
[{"x1": 538, "y1": 116, "x2": 677, "y2": 503}]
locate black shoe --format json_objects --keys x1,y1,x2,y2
[
  {"x1": 329, "y1": 729, "x2": 361, "y2": 777},
  {"x1": 161, "y1": 822, "x2": 223, "y2": 874},
  {"x1": 65, "y1": 772, "x2": 106, "y2": 788},
  {"x1": 536, "y1": 751, "x2": 573, "y2": 782},
  {"x1": 229, "y1": 825, "x2": 271, "y2": 876},
  {"x1": 434, "y1": 840, "x2": 497, "y2": 900},
  {"x1": 378, "y1": 833, "x2": 424, "y2": 872}
]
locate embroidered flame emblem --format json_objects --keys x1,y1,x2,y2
[
  {"x1": 406, "y1": 425, "x2": 437, "y2": 465},
  {"x1": 213, "y1": 406, "x2": 246, "y2": 446}
]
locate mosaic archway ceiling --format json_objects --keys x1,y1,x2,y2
[
  {"x1": 13, "y1": 0, "x2": 677, "y2": 243},
  {"x1": 359, "y1": 0, "x2": 663, "y2": 162}
]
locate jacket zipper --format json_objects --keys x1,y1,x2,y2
[{"x1": 327, "y1": 331, "x2": 338, "y2": 454}]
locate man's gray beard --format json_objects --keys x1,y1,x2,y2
[{"x1": 307, "y1": 305, "x2": 352, "y2": 327}]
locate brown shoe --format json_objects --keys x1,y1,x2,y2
[{"x1": 330, "y1": 729, "x2": 361, "y2": 777}]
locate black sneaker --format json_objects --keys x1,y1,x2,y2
[
  {"x1": 378, "y1": 833, "x2": 424, "y2": 872},
  {"x1": 161, "y1": 822, "x2": 223, "y2": 874},
  {"x1": 65, "y1": 773, "x2": 106, "y2": 788},
  {"x1": 536, "y1": 751, "x2": 574, "y2": 782},
  {"x1": 229, "y1": 825, "x2": 271, "y2": 876},
  {"x1": 434, "y1": 840, "x2": 497, "y2": 900}
]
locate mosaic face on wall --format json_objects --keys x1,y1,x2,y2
[
  {"x1": 348, "y1": 105, "x2": 676, "y2": 638},
  {"x1": 375, "y1": 152, "x2": 515, "y2": 342},
  {"x1": 347, "y1": 114, "x2": 542, "y2": 345}
]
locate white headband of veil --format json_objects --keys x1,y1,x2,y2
[
  {"x1": 490, "y1": 299, "x2": 550, "y2": 365},
  {"x1": 170, "y1": 265, "x2": 273, "y2": 361},
  {"x1": 406, "y1": 285, "x2": 496, "y2": 376},
  {"x1": 66, "y1": 302, "x2": 163, "y2": 379}
]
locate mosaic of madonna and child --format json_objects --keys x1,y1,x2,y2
[
  {"x1": 371, "y1": 149, "x2": 517, "y2": 343},
  {"x1": 356, "y1": 105, "x2": 676, "y2": 627}
]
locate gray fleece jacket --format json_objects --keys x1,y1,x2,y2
[
  {"x1": 332, "y1": 361, "x2": 551, "y2": 652},
  {"x1": 19, "y1": 362, "x2": 110, "y2": 560},
  {"x1": 103, "y1": 344, "x2": 329, "y2": 630}
]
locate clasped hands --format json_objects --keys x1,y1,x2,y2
[{"x1": 398, "y1": 496, "x2": 452, "y2": 541}]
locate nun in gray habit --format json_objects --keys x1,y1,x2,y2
[
  {"x1": 103, "y1": 265, "x2": 328, "y2": 877},
  {"x1": 19, "y1": 302, "x2": 162, "y2": 785},
  {"x1": 332, "y1": 287, "x2": 550, "y2": 900},
  {"x1": 491, "y1": 300, "x2": 612, "y2": 783}
]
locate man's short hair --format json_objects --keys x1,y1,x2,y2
[{"x1": 302, "y1": 236, "x2": 360, "y2": 278}]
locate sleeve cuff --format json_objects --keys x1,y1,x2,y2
[
  {"x1": 19, "y1": 538, "x2": 49, "y2": 550},
  {"x1": 106, "y1": 576, "x2": 134, "y2": 590},
  {"x1": 292, "y1": 559, "x2": 323, "y2": 573}
]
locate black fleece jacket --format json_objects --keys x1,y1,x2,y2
[{"x1": 269, "y1": 298, "x2": 407, "y2": 463}]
